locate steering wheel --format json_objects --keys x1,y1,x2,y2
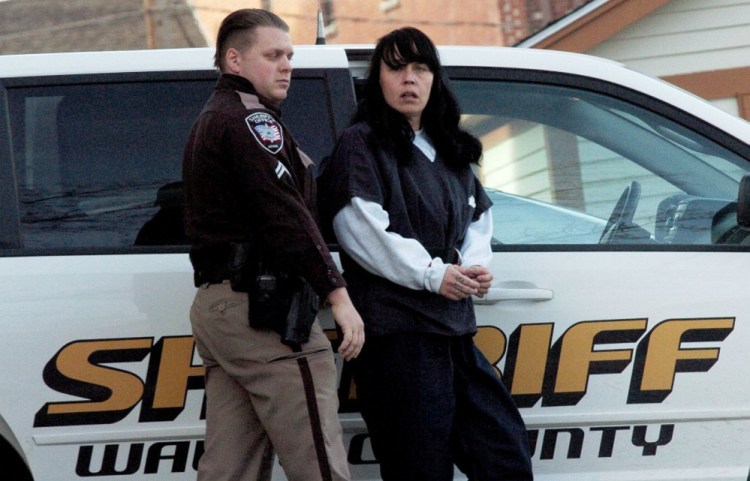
[{"x1": 599, "y1": 181, "x2": 641, "y2": 243}]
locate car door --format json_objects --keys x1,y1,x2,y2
[
  {"x1": 0, "y1": 62, "x2": 357, "y2": 481},
  {"x1": 448, "y1": 67, "x2": 750, "y2": 481}
]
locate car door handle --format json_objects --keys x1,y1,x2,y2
[{"x1": 473, "y1": 281, "x2": 554, "y2": 305}]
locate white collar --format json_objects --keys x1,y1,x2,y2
[{"x1": 413, "y1": 129, "x2": 436, "y2": 162}]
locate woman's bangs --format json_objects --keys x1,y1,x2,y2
[{"x1": 382, "y1": 39, "x2": 433, "y2": 70}]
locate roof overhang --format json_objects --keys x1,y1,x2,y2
[{"x1": 516, "y1": 0, "x2": 672, "y2": 52}]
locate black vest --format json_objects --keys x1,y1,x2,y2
[{"x1": 319, "y1": 122, "x2": 492, "y2": 337}]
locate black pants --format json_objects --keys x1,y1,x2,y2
[{"x1": 353, "y1": 333, "x2": 533, "y2": 481}]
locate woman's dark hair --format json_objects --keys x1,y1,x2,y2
[
  {"x1": 214, "y1": 9, "x2": 289, "y2": 71},
  {"x1": 354, "y1": 27, "x2": 482, "y2": 168}
]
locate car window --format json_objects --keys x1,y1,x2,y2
[
  {"x1": 452, "y1": 79, "x2": 749, "y2": 247},
  {"x1": 7, "y1": 79, "x2": 212, "y2": 250},
  {"x1": 5, "y1": 74, "x2": 347, "y2": 252}
]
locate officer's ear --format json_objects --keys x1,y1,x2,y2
[{"x1": 224, "y1": 47, "x2": 241, "y2": 75}]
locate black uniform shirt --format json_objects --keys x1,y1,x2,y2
[{"x1": 183, "y1": 74, "x2": 344, "y2": 298}]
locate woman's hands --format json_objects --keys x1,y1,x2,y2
[{"x1": 438, "y1": 264, "x2": 493, "y2": 300}]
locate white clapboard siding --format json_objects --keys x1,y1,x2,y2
[{"x1": 589, "y1": 0, "x2": 750, "y2": 78}]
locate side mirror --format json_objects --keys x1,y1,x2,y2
[{"x1": 738, "y1": 173, "x2": 750, "y2": 229}]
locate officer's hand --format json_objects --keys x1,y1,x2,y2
[
  {"x1": 327, "y1": 287, "x2": 365, "y2": 361},
  {"x1": 439, "y1": 264, "x2": 480, "y2": 301},
  {"x1": 463, "y1": 265, "x2": 493, "y2": 297}
]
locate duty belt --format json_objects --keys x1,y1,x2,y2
[{"x1": 190, "y1": 243, "x2": 235, "y2": 286}]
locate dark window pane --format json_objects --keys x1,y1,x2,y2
[{"x1": 8, "y1": 80, "x2": 213, "y2": 249}]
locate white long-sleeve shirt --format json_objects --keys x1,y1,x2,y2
[{"x1": 332, "y1": 130, "x2": 493, "y2": 293}]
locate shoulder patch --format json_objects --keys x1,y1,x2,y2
[{"x1": 245, "y1": 112, "x2": 284, "y2": 154}]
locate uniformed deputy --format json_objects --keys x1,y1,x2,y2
[
  {"x1": 318, "y1": 27, "x2": 533, "y2": 481},
  {"x1": 182, "y1": 9, "x2": 364, "y2": 481}
]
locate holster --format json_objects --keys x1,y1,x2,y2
[
  {"x1": 280, "y1": 281, "x2": 320, "y2": 347},
  {"x1": 228, "y1": 242, "x2": 319, "y2": 347}
]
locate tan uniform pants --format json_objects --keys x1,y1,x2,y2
[{"x1": 190, "y1": 281, "x2": 350, "y2": 481}]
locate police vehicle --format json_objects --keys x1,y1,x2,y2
[{"x1": 1, "y1": 44, "x2": 750, "y2": 481}]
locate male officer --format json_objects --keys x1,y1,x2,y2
[{"x1": 183, "y1": 9, "x2": 364, "y2": 481}]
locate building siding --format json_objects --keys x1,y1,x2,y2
[
  {"x1": 588, "y1": 0, "x2": 750, "y2": 78},
  {"x1": 188, "y1": 0, "x2": 590, "y2": 47},
  {"x1": 0, "y1": 0, "x2": 205, "y2": 54}
]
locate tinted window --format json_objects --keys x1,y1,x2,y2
[
  {"x1": 284, "y1": 76, "x2": 342, "y2": 164},
  {"x1": 453, "y1": 79, "x2": 749, "y2": 247},
  {"x1": 5, "y1": 74, "x2": 348, "y2": 251},
  {"x1": 8, "y1": 80, "x2": 211, "y2": 250}
]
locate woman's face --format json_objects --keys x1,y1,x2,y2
[{"x1": 379, "y1": 60, "x2": 434, "y2": 131}]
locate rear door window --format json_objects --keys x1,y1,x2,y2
[
  {"x1": 7, "y1": 78, "x2": 212, "y2": 250},
  {"x1": 2, "y1": 69, "x2": 353, "y2": 252}
]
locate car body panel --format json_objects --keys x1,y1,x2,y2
[{"x1": 1, "y1": 45, "x2": 749, "y2": 481}]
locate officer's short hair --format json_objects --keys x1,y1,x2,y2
[{"x1": 214, "y1": 9, "x2": 289, "y2": 71}]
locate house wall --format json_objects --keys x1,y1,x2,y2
[
  {"x1": 0, "y1": 0, "x2": 205, "y2": 54},
  {"x1": 188, "y1": 0, "x2": 503, "y2": 47},
  {"x1": 588, "y1": 0, "x2": 750, "y2": 77},
  {"x1": 585, "y1": 0, "x2": 750, "y2": 119},
  {"x1": 306, "y1": 0, "x2": 504, "y2": 46},
  {"x1": 187, "y1": 0, "x2": 589, "y2": 48}
]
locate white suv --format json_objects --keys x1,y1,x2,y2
[{"x1": 2, "y1": 45, "x2": 750, "y2": 481}]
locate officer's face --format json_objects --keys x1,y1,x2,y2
[
  {"x1": 379, "y1": 60, "x2": 434, "y2": 131},
  {"x1": 227, "y1": 26, "x2": 293, "y2": 105}
]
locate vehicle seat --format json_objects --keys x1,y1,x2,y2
[{"x1": 712, "y1": 201, "x2": 750, "y2": 245}]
